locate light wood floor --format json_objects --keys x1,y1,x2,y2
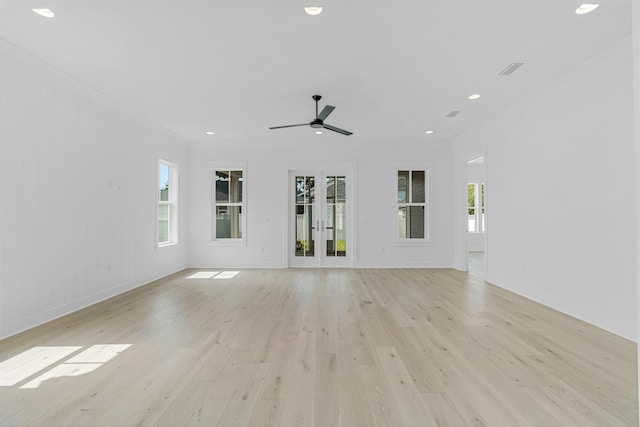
[{"x1": 0, "y1": 268, "x2": 637, "y2": 426}]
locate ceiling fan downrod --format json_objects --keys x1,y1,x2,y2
[{"x1": 313, "y1": 94, "x2": 321, "y2": 117}]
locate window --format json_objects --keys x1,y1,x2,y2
[
  {"x1": 213, "y1": 170, "x2": 244, "y2": 240},
  {"x1": 398, "y1": 170, "x2": 427, "y2": 239},
  {"x1": 158, "y1": 160, "x2": 178, "y2": 246},
  {"x1": 468, "y1": 182, "x2": 485, "y2": 233}
]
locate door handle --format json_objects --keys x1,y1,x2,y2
[
  {"x1": 316, "y1": 221, "x2": 320, "y2": 231},
  {"x1": 321, "y1": 221, "x2": 325, "y2": 231}
]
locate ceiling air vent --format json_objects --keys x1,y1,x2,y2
[
  {"x1": 446, "y1": 110, "x2": 461, "y2": 118},
  {"x1": 498, "y1": 62, "x2": 525, "y2": 76}
]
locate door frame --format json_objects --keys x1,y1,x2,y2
[
  {"x1": 287, "y1": 168, "x2": 355, "y2": 268},
  {"x1": 463, "y1": 154, "x2": 488, "y2": 278}
]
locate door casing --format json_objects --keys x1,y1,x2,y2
[{"x1": 288, "y1": 169, "x2": 354, "y2": 268}]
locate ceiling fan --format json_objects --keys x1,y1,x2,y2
[{"x1": 269, "y1": 95, "x2": 353, "y2": 136}]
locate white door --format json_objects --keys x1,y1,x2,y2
[{"x1": 289, "y1": 170, "x2": 352, "y2": 267}]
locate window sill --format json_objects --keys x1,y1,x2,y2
[
  {"x1": 209, "y1": 239, "x2": 247, "y2": 247},
  {"x1": 158, "y1": 242, "x2": 178, "y2": 248},
  {"x1": 393, "y1": 239, "x2": 433, "y2": 247}
]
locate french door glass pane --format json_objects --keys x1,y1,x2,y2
[
  {"x1": 326, "y1": 204, "x2": 335, "y2": 256},
  {"x1": 295, "y1": 176, "x2": 315, "y2": 257},
  {"x1": 335, "y1": 203, "x2": 346, "y2": 256},
  {"x1": 337, "y1": 177, "x2": 346, "y2": 202},
  {"x1": 326, "y1": 176, "x2": 335, "y2": 203},
  {"x1": 307, "y1": 177, "x2": 315, "y2": 203},
  {"x1": 296, "y1": 177, "x2": 305, "y2": 203},
  {"x1": 326, "y1": 176, "x2": 346, "y2": 257}
]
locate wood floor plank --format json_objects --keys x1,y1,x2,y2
[
  {"x1": 248, "y1": 398, "x2": 284, "y2": 427},
  {"x1": 0, "y1": 268, "x2": 636, "y2": 426},
  {"x1": 336, "y1": 343, "x2": 375, "y2": 427},
  {"x1": 154, "y1": 381, "x2": 230, "y2": 427},
  {"x1": 375, "y1": 346, "x2": 439, "y2": 427},
  {"x1": 215, "y1": 362, "x2": 271, "y2": 427},
  {"x1": 313, "y1": 352, "x2": 339, "y2": 427}
]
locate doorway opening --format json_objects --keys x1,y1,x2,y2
[{"x1": 466, "y1": 156, "x2": 485, "y2": 277}]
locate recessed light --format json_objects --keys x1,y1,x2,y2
[
  {"x1": 425, "y1": 130, "x2": 434, "y2": 135},
  {"x1": 468, "y1": 94, "x2": 481, "y2": 100},
  {"x1": 315, "y1": 131, "x2": 323, "y2": 135},
  {"x1": 32, "y1": 8, "x2": 55, "y2": 18},
  {"x1": 205, "y1": 131, "x2": 214, "y2": 135},
  {"x1": 575, "y1": 4, "x2": 599, "y2": 14},
  {"x1": 304, "y1": 7, "x2": 323, "y2": 16}
]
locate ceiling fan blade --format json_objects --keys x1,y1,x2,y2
[
  {"x1": 269, "y1": 123, "x2": 308, "y2": 130},
  {"x1": 317, "y1": 105, "x2": 335, "y2": 121},
  {"x1": 323, "y1": 123, "x2": 353, "y2": 136}
]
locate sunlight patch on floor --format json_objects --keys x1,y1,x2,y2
[
  {"x1": 213, "y1": 271, "x2": 239, "y2": 279},
  {"x1": 0, "y1": 346, "x2": 82, "y2": 386},
  {"x1": 0, "y1": 344, "x2": 131, "y2": 389},
  {"x1": 187, "y1": 271, "x2": 220, "y2": 279},
  {"x1": 187, "y1": 271, "x2": 240, "y2": 279},
  {"x1": 21, "y1": 363, "x2": 103, "y2": 389}
]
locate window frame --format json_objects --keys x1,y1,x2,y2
[
  {"x1": 157, "y1": 159, "x2": 178, "y2": 247},
  {"x1": 394, "y1": 166, "x2": 432, "y2": 245},
  {"x1": 211, "y1": 166, "x2": 247, "y2": 245}
]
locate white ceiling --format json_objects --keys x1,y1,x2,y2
[{"x1": 0, "y1": 0, "x2": 632, "y2": 145}]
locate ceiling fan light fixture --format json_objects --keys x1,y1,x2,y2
[
  {"x1": 304, "y1": 7, "x2": 323, "y2": 16},
  {"x1": 32, "y1": 8, "x2": 55, "y2": 18},
  {"x1": 269, "y1": 95, "x2": 352, "y2": 136},
  {"x1": 575, "y1": 4, "x2": 599, "y2": 14}
]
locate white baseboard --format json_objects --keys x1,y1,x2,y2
[
  {"x1": 0, "y1": 265, "x2": 187, "y2": 341},
  {"x1": 485, "y1": 274, "x2": 637, "y2": 343},
  {"x1": 355, "y1": 261, "x2": 452, "y2": 269},
  {"x1": 187, "y1": 261, "x2": 287, "y2": 269}
]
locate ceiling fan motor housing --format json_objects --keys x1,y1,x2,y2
[{"x1": 310, "y1": 118, "x2": 323, "y2": 128}]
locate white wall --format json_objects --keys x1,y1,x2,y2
[
  {"x1": 453, "y1": 39, "x2": 636, "y2": 340},
  {"x1": 0, "y1": 40, "x2": 189, "y2": 340},
  {"x1": 188, "y1": 141, "x2": 454, "y2": 268}
]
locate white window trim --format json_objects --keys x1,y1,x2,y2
[
  {"x1": 210, "y1": 162, "x2": 247, "y2": 246},
  {"x1": 393, "y1": 165, "x2": 432, "y2": 246},
  {"x1": 157, "y1": 159, "x2": 178, "y2": 248}
]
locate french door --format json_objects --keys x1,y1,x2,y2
[{"x1": 289, "y1": 170, "x2": 352, "y2": 267}]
